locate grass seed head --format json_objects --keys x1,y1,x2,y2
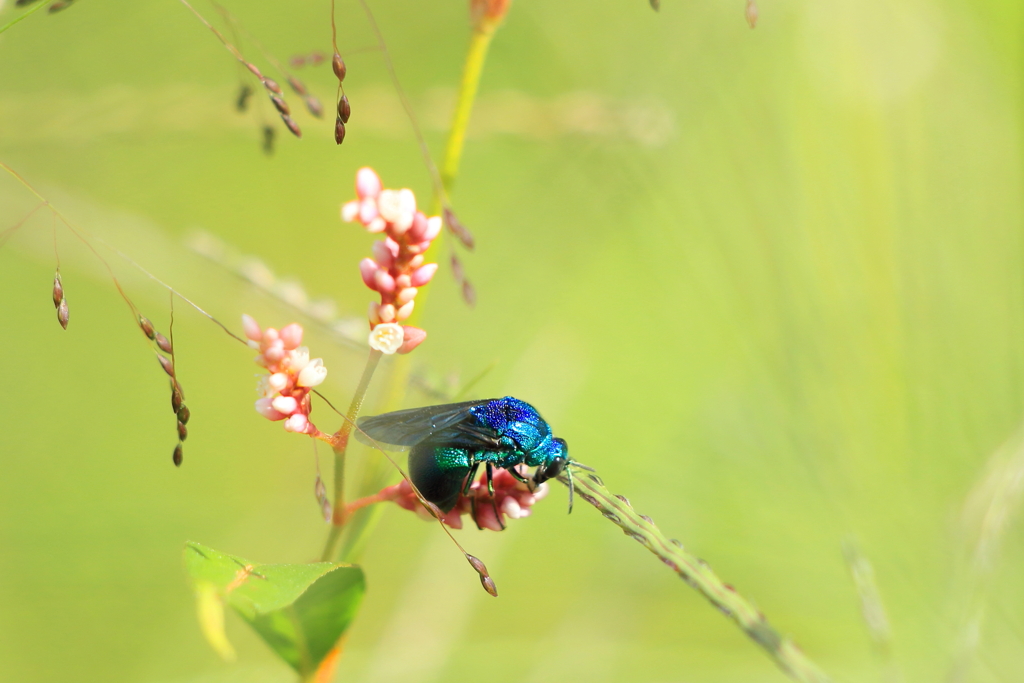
[
  {"x1": 287, "y1": 76, "x2": 308, "y2": 96},
  {"x1": 281, "y1": 115, "x2": 301, "y2": 138},
  {"x1": 155, "y1": 332, "x2": 172, "y2": 354},
  {"x1": 173, "y1": 443, "x2": 183, "y2": 467},
  {"x1": 338, "y1": 95, "x2": 351, "y2": 124},
  {"x1": 52, "y1": 272, "x2": 63, "y2": 308},
  {"x1": 177, "y1": 421, "x2": 188, "y2": 441},
  {"x1": 157, "y1": 354, "x2": 175, "y2": 377},
  {"x1": 270, "y1": 95, "x2": 290, "y2": 116},
  {"x1": 334, "y1": 118, "x2": 346, "y2": 145},
  {"x1": 480, "y1": 574, "x2": 498, "y2": 597},
  {"x1": 304, "y1": 96, "x2": 323, "y2": 118},
  {"x1": 263, "y1": 78, "x2": 282, "y2": 95},
  {"x1": 138, "y1": 315, "x2": 156, "y2": 340},
  {"x1": 177, "y1": 404, "x2": 191, "y2": 425}
]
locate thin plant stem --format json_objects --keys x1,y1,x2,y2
[
  {"x1": 321, "y1": 348, "x2": 383, "y2": 561},
  {"x1": 560, "y1": 471, "x2": 833, "y2": 683},
  {"x1": 440, "y1": 26, "x2": 495, "y2": 194},
  {"x1": 0, "y1": 0, "x2": 48, "y2": 37}
]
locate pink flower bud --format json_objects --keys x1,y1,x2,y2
[
  {"x1": 395, "y1": 274, "x2": 411, "y2": 289},
  {"x1": 409, "y1": 255, "x2": 424, "y2": 269},
  {"x1": 284, "y1": 413, "x2": 310, "y2": 433},
  {"x1": 423, "y1": 215, "x2": 442, "y2": 242},
  {"x1": 242, "y1": 314, "x2": 262, "y2": 342},
  {"x1": 272, "y1": 395, "x2": 299, "y2": 415},
  {"x1": 263, "y1": 327, "x2": 280, "y2": 344},
  {"x1": 255, "y1": 397, "x2": 286, "y2": 421},
  {"x1": 356, "y1": 167, "x2": 382, "y2": 199},
  {"x1": 397, "y1": 326, "x2": 427, "y2": 354},
  {"x1": 264, "y1": 340, "x2": 286, "y2": 363},
  {"x1": 378, "y1": 303, "x2": 396, "y2": 323},
  {"x1": 367, "y1": 217, "x2": 386, "y2": 233},
  {"x1": 374, "y1": 269, "x2": 396, "y2": 293},
  {"x1": 371, "y1": 241, "x2": 394, "y2": 269},
  {"x1": 396, "y1": 287, "x2": 418, "y2": 306},
  {"x1": 359, "y1": 258, "x2": 378, "y2": 289},
  {"x1": 407, "y1": 211, "x2": 429, "y2": 242},
  {"x1": 268, "y1": 373, "x2": 289, "y2": 392},
  {"x1": 280, "y1": 323, "x2": 303, "y2": 350},
  {"x1": 359, "y1": 198, "x2": 378, "y2": 224},
  {"x1": 410, "y1": 263, "x2": 438, "y2": 287},
  {"x1": 384, "y1": 237, "x2": 400, "y2": 258},
  {"x1": 396, "y1": 299, "x2": 415, "y2": 320},
  {"x1": 341, "y1": 200, "x2": 360, "y2": 222}
]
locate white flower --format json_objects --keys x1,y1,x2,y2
[
  {"x1": 287, "y1": 347, "x2": 310, "y2": 373},
  {"x1": 376, "y1": 189, "x2": 416, "y2": 233},
  {"x1": 368, "y1": 322, "x2": 404, "y2": 354},
  {"x1": 341, "y1": 200, "x2": 360, "y2": 222},
  {"x1": 271, "y1": 395, "x2": 299, "y2": 415},
  {"x1": 297, "y1": 358, "x2": 327, "y2": 387},
  {"x1": 284, "y1": 414, "x2": 309, "y2": 433}
]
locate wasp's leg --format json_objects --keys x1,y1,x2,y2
[
  {"x1": 464, "y1": 460, "x2": 484, "y2": 530},
  {"x1": 486, "y1": 463, "x2": 506, "y2": 531},
  {"x1": 506, "y1": 465, "x2": 531, "y2": 486}
]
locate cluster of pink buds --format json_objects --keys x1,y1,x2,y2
[
  {"x1": 243, "y1": 315, "x2": 328, "y2": 436},
  {"x1": 358, "y1": 469, "x2": 549, "y2": 531},
  {"x1": 341, "y1": 167, "x2": 440, "y2": 355}
]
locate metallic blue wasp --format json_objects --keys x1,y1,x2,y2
[{"x1": 355, "y1": 396, "x2": 590, "y2": 524}]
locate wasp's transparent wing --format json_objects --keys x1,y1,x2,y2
[{"x1": 354, "y1": 399, "x2": 497, "y2": 451}]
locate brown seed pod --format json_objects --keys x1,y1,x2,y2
[
  {"x1": 173, "y1": 443, "x2": 183, "y2": 467},
  {"x1": 52, "y1": 273, "x2": 63, "y2": 308},
  {"x1": 466, "y1": 554, "x2": 488, "y2": 576},
  {"x1": 177, "y1": 404, "x2": 191, "y2": 425},
  {"x1": 245, "y1": 62, "x2": 263, "y2": 80},
  {"x1": 281, "y1": 115, "x2": 302, "y2": 138},
  {"x1": 171, "y1": 383, "x2": 184, "y2": 414},
  {"x1": 338, "y1": 95, "x2": 351, "y2": 124},
  {"x1": 270, "y1": 95, "x2": 290, "y2": 116},
  {"x1": 155, "y1": 332, "x2": 172, "y2": 354},
  {"x1": 138, "y1": 315, "x2": 156, "y2": 340},
  {"x1": 56, "y1": 299, "x2": 69, "y2": 330},
  {"x1": 289, "y1": 55, "x2": 306, "y2": 69},
  {"x1": 332, "y1": 53, "x2": 347, "y2": 82},
  {"x1": 263, "y1": 78, "x2": 282, "y2": 95},
  {"x1": 320, "y1": 497, "x2": 332, "y2": 522},
  {"x1": 649, "y1": 0, "x2": 660, "y2": 9},
  {"x1": 177, "y1": 421, "x2": 188, "y2": 441},
  {"x1": 310, "y1": 51, "x2": 325, "y2": 66},
  {"x1": 334, "y1": 118, "x2": 346, "y2": 145},
  {"x1": 443, "y1": 207, "x2": 475, "y2": 250},
  {"x1": 287, "y1": 76, "x2": 308, "y2": 97},
  {"x1": 304, "y1": 96, "x2": 324, "y2": 118},
  {"x1": 480, "y1": 574, "x2": 498, "y2": 597},
  {"x1": 157, "y1": 354, "x2": 175, "y2": 377},
  {"x1": 48, "y1": 0, "x2": 73, "y2": 13},
  {"x1": 462, "y1": 280, "x2": 476, "y2": 307},
  {"x1": 449, "y1": 253, "x2": 464, "y2": 282}
]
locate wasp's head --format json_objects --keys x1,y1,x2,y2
[{"x1": 534, "y1": 437, "x2": 568, "y2": 484}]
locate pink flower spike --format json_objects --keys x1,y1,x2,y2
[
  {"x1": 374, "y1": 269, "x2": 396, "y2": 293},
  {"x1": 359, "y1": 258, "x2": 379, "y2": 289},
  {"x1": 356, "y1": 167, "x2": 382, "y2": 199},
  {"x1": 397, "y1": 326, "x2": 427, "y2": 354},
  {"x1": 284, "y1": 413, "x2": 310, "y2": 433},
  {"x1": 255, "y1": 398, "x2": 286, "y2": 421},
  {"x1": 272, "y1": 395, "x2": 299, "y2": 415},
  {"x1": 242, "y1": 314, "x2": 262, "y2": 342},
  {"x1": 410, "y1": 263, "x2": 438, "y2": 287},
  {"x1": 341, "y1": 200, "x2": 360, "y2": 223},
  {"x1": 280, "y1": 323, "x2": 303, "y2": 350},
  {"x1": 371, "y1": 241, "x2": 394, "y2": 269}
]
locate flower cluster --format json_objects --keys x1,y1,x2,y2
[
  {"x1": 341, "y1": 167, "x2": 440, "y2": 355},
  {"x1": 243, "y1": 315, "x2": 327, "y2": 436},
  {"x1": 362, "y1": 468, "x2": 549, "y2": 531}
]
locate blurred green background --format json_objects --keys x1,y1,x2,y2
[{"x1": 1, "y1": 0, "x2": 1023, "y2": 681}]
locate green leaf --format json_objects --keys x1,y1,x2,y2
[{"x1": 183, "y1": 541, "x2": 365, "y2": 678}]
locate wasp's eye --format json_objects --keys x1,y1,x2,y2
[{"x1": 535, "y1": 456, "x2": 566, "y2": 484}]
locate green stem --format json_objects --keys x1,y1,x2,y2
[
  {"x1": 439, "y1": 27, "x2": 496, "y2": 194},
  {"x1": 0, "y1": 0, "x2": 48, "y2": 37},
  {"x1": 561, "y1": 472, "x2": 833, "y2": 683},
  {"x1": 321, "y1": 348, "x2": 382, "y2": 562}
]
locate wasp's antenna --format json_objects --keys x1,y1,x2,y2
[
  {"x1": 566, "y1": 465, "x2": 575, "y2": 514},
  {"x1": 572, "y1": 461, "x2": 596, "y2": 472}
]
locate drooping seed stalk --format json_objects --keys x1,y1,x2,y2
[
  {"x1": 560, "y1": 471, "x2": 833, "y2": 683},
  {"x1": 321, "y1": 348, "x2": 382, "y2": 561},
  {"x1": 0, "y1": 0, "x2": 48, "y2": 37}
]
